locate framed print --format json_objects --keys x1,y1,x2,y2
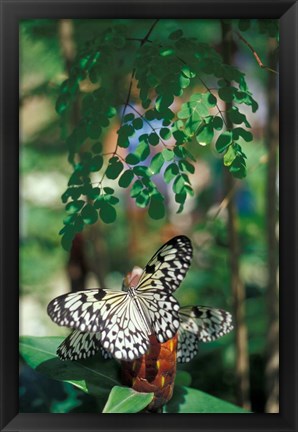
[{"x1": 1, "y1": 0, "x2": 297, "y2": 431}]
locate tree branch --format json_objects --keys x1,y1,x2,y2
[{"x1": 235, "y1": 31, "x2": 278, "y2": 75}]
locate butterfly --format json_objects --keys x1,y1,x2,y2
[
  {"x1": 56, "y1": 305, "x2": 233, "y2": 363},
  {"x1": 47, "y1": 235, "x2": 193, "y2": 361},
  {"x1": 177, "y1": 306, "x2": 233, "y2": 363}
]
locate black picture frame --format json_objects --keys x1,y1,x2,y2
[{"x1": 1, "y1": 0, "x2": 297, "y2": 431}]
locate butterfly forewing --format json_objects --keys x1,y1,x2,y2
[
  {"x1": 135, "y1": 236, "x2": 193, "y2": 294},
  {"x1": 177, "y1": 306, "x2": 233, "y2": 363}
]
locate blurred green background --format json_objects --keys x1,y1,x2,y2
[{"x1": 19, "y1": 19, "x2": 279, "y2": 414}]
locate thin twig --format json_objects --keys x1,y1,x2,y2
[{"x1": 235, "y1": 31, "x2": 278, "y2": 75}]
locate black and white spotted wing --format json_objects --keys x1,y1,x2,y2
[
  {"x1": 47, "y1": 236, "x2": 193, "y2": 361},
  {"x1": 177, "y1": 306, "x2": 233, "y2": 363},
  {"x1": 57, "y1": 330, "x2": 112, "y2": 361}
]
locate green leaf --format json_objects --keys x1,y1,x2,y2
[
  {"x1": 105, "y1": 157, "x2": 124, "y2": 180},
  {"x1": 134, "y1": 139, "x2": 150, "y2": 161},
  {"x1": 196, "y1": 122, "x2": 214, "y2": 145},
  {"x1": 215, "y1": 131, "x2": 233, "y2": 153},
  {"x1": 65, "y1": 200, "x2": 85, "y2": 214},
  {"x1": 164, "y1": 163, "x2": 179, "y2": 183},
  {"x1": 19, "y1": 336, "x2": 120, "y2": 397},
  {"x1": 160, "y1": 48, "x2": 175, "y2": 57},
  {"x1": 229, "y1": 155, "x2": 247, "y2": 178},
  {"x1": 89, "y1": 155, "x2": 103, "y2": 172},
  {"x1": 179, "y1": 159, "x2": 195, "y2": 174},
  {"x1": 165, "y1": 386, "x2": 251, "y2": 413},
  {"x1": 81, "y1": 203, "x2": 98, "y2": 224},
  {"x1": 135, "y1": 190, "x2": 150, "y2": 208},
  {"x1": 102, "y1": 386, "x2": 154, "y2": 413},
  {"x1": 130, "y1": 180, "x2": 143, "y2": 198},
  {"x1": 118, "y1": 169, "x2": 134, "y2": 188},
  {"x1": 232, "y1": 127, "x2": 253, "y2": 142},
  {"x1": 173, "y1": 175, "x2": 185, "y2": 194},
  {"x1": 228, "y1": 107, "x2": 251, "y2": 127},
  {"x1": 132, "y1": 117, "x2": 143, "y2": 130},
  {"x1": 162, "y1": 148, "x2": 174, "y2": 161},
  {"x1": 160, "y1": 127, "x2": 172, "y2": 140},
  {"x1": 123, "y1": 113, "x2": 134, "y2": 122},
  {"x1": 92, "y1": 141, "x2": 103, "y2": 154},
  {"x1": 87, "y1": 121, "x2": 101, "y2": 139},
  {"x1": 61, "y1": 225, "x2": 75, "y2": 251},
  {"x1": 218, "y1": 86, "x2": 235, "y2": 103},
  {"x1": 175, "y1": 370, "x2": 192, "y2": 387},
  {"x1": 148, "y1": 194, "x2": 165, "y2": 220},
  {"x1": 212, "y1": 116, "x2": 224, "y2": 131},
  {"x1": 125, "y1": 154, "x2": 140, "y2": 165},
  {"x1": 99, "y1": 202, "x2": 117, "y2": 224},
  {"x1": 148, "y1": 133, "x2": 160, "y2": 146},
  {"x1": 224, "y1": 145, "x2": 237, "y2": 166},
  {"x1": 149, "y1": 153, "x2": 165, "y2": 175}
]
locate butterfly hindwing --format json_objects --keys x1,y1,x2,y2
[
  {"x1": 177, "y1": 306, "x2": 233, "y2": 363},
  {"x1": 57, "y1": 330, "x2": 101, "y2": 361}
]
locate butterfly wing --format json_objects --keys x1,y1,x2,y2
[
  {"x1": 47, "y1": 289, "x2": 150, "y2": 361},
  {"x1": 57, "y1": 330, "x2": 102, "y2": 360},
  {"x1": 134, "y1": 236, "x2": 192, "y2": 343},
  {"x1": 135, "y1": 236, "x2": 193, "y2": 294},
  {"x1": 177, "y1": 306, "x2": 233, "y2": 363},
  {"x1": 57, "y1": 330, "x2": 112, "y2": 361}
]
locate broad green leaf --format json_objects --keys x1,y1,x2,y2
[
  {"x1": 148, "y1": 194, "x2": 165, "y2": 220},
  {"x1": 130, "y1": 180, "x2": 143, "y2": 198},
  {"x1": 162, "y1": 148, "x2": 174, "y2": 161},
  {"x1": 212, "y1": 116, "x2": 224, "y2": 131},
  {"x1": 65, "y1": 200, "x2": 85, "y2": 214},
  {"x1": 132, "y1": 117, "x2": 143, "y2": 130},
  {"x1": 125, "y1": 154, "x2": 140, "y2": 165},
  {"x1": 229, "y1": 155, "x2": 247, "y2": 179},
  {"x1": 196, "y1": 122, "x2": 214, "y2": 145},
  {"x1": 102, "y1": 386, "x2": 154, "y2": 413},
  {"x1": 61, "y1": 226, "x2": 75, "y2": 251},
  {"x1": 81, "y1": 203, "x2": 98, "y2": 224},
  {"x1": 87, "y1": 121, "x2": 101, "y2": 139},
  {"x1": 175, "y1": 370, "x2": 192, "y2": 387},
  {"x1": 89, "y1": 155, "x2": 103, "y2": 172},
  {"x1": 179, "y1": 159, "x2": 195, "y2": 174},
  {"x1": 228, "y1": 107, "x2": 251, "y2": 127},
  {"x1": 105, "y1": 157, "x2": 123, "y2": 180},
  {"x1": 165, "y1": 386, "x2": 251, "y2": 413},
  {"x1": 173, "y1": 175, "x2": 185, "y2": 194},
  {"x1": 149, "y1": 153, "x2": 165, "y2": 175},
  {"x1": 135, "y1": 190, "x2": 150, "y2": 208},
  {"x1": 99, "y1": 202, "x2": 117, "y2": 224},
  {"x1": 232, "y1": 127, "x2": 253, "y2": 142},
  {"x1": 224, "y1": 145, "x2": 237, "y2": 166},
  {"x1": 92, "y1": 141, "x2": 103, "y2": 154},
  {"x1": 215, "y1": 131, "x2": 233, "y2": 153},
  {"x1": 123, "y1": 113, "x2": 134, "y2": 122},
  {"x1": 148, "y1": 133, "x2": 160, "y2": 146},
  {"x1": 218, "y1": 86, "x2": 235, "y2": 103},
  {"x1": 160, "y1": 127, "x2": 172, "y2": 140},
  {"x1": 134, "y1": 139, "x2": 150, "y2": 161},
  {"x1": 164, "y1": 163, "x2": 179, "y2": 183},
  {"x1": 118, "y1": 169, "x2": 134, "y2": 188},
  {"x1": 19, "y1": 336, "x2": 120, "y2": 397}
]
